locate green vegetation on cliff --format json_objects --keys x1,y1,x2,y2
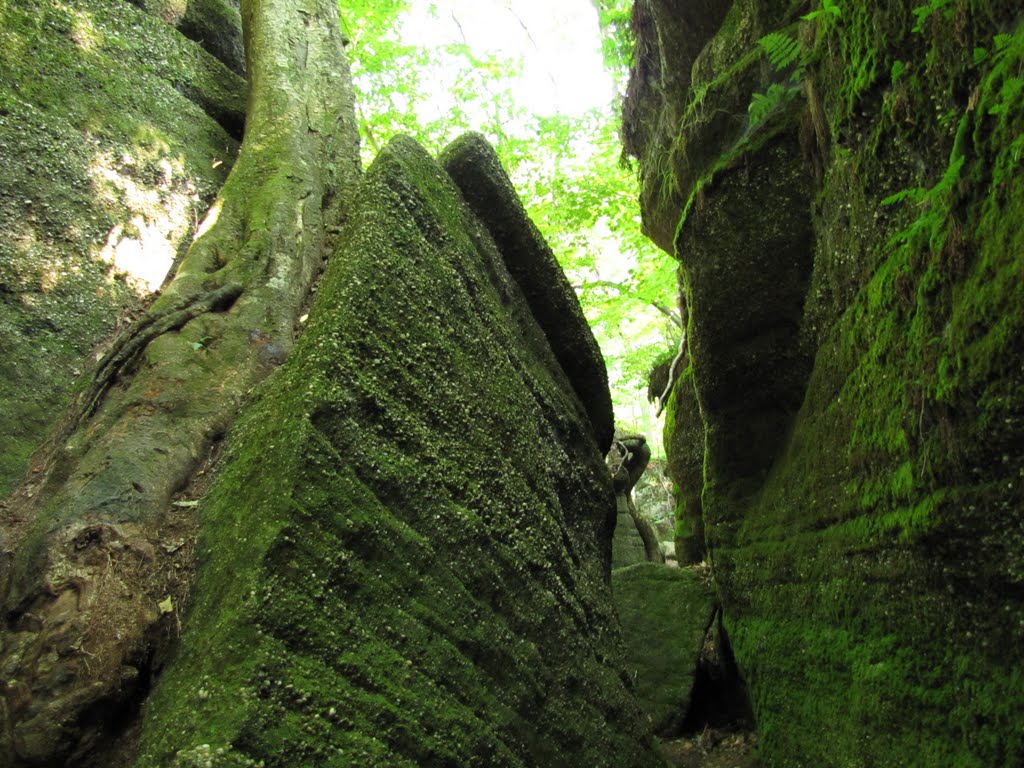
[
  {"x1": 0, "y1": 0, "x2": 243, "y2": 494},
  {"x1": 634, "y1": 0, "x2": 1024, "y2": 764}
]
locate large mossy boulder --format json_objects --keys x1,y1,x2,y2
[
  {"x1": 613, "y1": 562, "x2": 716, "y2": 736},
  {"x1": 629, "y1": 0, "x2": 1024, "y2": 765},
  {"x1": 0, "y1": 0, "x2": 244, "y2": 495},
  {"x1": 130, "y1": 0, "x2": 246, "y2": 75},
  {"x1": 135, "y1": 135, "x2": 661, "y2": 767}
]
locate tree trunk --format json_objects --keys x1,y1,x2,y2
[{"x1": 0, "y1": 0, "x2": 360, "y2": 763}]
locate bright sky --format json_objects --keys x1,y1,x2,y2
[{"x1": 401, "y1": 0, "x2": 613, "y2": 117}]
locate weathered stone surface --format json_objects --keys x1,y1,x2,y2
[
  {"x1": 664, "y1": 367, "x2": 704, "y2": 565},
  {"x1": 610, "y1": 436, "x2": 662, "y2": 567},
  {"x1": 441, "y1": 132, "x2": 615, "y2": 453},
  {"x1": 629, "y1": 0, "x2": 1024, "y2": 764},
  {"x1": 680, "y1": 119, "x2": 816, "y2": 540},
  {"x1": 134, "y1": 135, "x2": 661, "y2": 767},
  {"x1": 613, "y1": 562, "x2": 716, "y2": 737},
  {"x1": 612, "y1": 509, "x2": 649, "y2": 567},
  {"x1": 0, "y1": 0, "x2": 244, "y2": 495},
  {"x1": 0, "y1": 0, "x2": 358, "y2": 762},
  {"x1": 132, "y1": 0, "x2": 247, "y2": 76},
  {"x1": 622, "y1": 0, "x2": 744, "y2": 253}
]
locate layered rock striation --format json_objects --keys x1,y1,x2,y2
[
  {"x1": 135, "y1": 135, "x2": 662, "y2": 767},
  {"x1": 628, "y1": 0, "x2": 1024, "y2": 764}
]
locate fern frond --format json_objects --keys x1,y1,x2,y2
[{"x1": 758, "y1": 32, "x2": 802, "y2": 71}]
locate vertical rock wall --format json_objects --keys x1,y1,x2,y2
[
  {"x1": 0, "y1": 0, "x2": 244, "y2": 495},
  {"x1": 630, "y1": 0, "x2": 1024, "y2": 764},
  {"x1": 135, "y1": 135, "x2": 662, "y2": 767}
]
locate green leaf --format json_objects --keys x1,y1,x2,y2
[
  {"x1": 881, "y1": 187, "x2": 927, "y2": 206},
  {"x1": 757, "y1": 33, "x2": 803, "y2": 72}
]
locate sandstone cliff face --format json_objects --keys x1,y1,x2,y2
[
  {"x1": 135, "y1": 135, "x2": 661, "y2": 767},
  {"x1": 0, "y1": 0, "x2": 244, "y2": 494},
  {"x1": 629, "y1": 0, "x2": 1024, "y2": 764}
]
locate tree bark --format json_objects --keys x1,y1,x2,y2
[{"x1": 0, "y1": 0, "x2": 360, "y2": 763}]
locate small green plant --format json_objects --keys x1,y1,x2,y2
[
  {"x1": 747, "y1": 29, "x2": 809, "y2": 132},
  {"x1": 758, "y1": 32, "x2": 803, "y2": 71},
  {"x1": 802, "y1": 0, "x2": 842, "y2": 22},
  {"x1": 191, "y1": 336, "x2": 212, "y2": 351},
  {"x1": 748, "y1": 82, "x2": 796, "y2": 126},
  {"x1": 881, "y1": 153, "x2": 966, "y2": 254},
  {"x1": 911, "y1": 0, "x2": 954, "y2": 34}
]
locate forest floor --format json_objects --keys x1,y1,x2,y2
[{"x1": 659, "y1": 727, "x2": 759, "y2": 767}]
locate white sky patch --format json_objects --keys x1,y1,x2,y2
[{"x1": 401, "y1": 0, "x2": 613, "y2": 118}]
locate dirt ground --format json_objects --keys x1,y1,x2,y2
[{"x1": 659, "y1": 728, "x2": 759, "y2": 768}]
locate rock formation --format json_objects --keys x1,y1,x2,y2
[
  {"x1": 628, "y1": 0, "x2": 1024, "y2": 764},
  {"x1": 0, "y1": 4, "x2": 663, "y2": 765},
  {"x1": 134, "y1": 134, "x2": 662, "y2": 767},
  {"x1": 612, "y1": 562, "x2": 716, "y2": 737},
  {"x1": 610, "y1": 434, "x2": 663, "y2": 566}
]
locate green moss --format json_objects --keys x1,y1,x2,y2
[
  {"x1": 663, "y1": 366, "x2": 707, "y2": 565},
  {"x1": 0, "y1": 0, "x2": 241, "y2": 493},
  {"x1": 612, "y1": 563, "x2": 716, "y2": 736},
  {"x1": 706, "y1": 9, "x2": 1024, "y2": 766},
  {"x1": 136, "y1": 137, "x2": 660, "y2": 768},
  {"x1": 646, "y1": 1, "x2": 1024, "y2": 764}
]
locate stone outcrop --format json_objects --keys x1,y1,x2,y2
[
  {"x1": 663, "y1": 368, "x2": 704, "y2": 565},
  {"x1": 0, "y1": 0, "x2": 245, "y2": 495},
  {"x1": 130, "y1": 0, "x2": 247, "y2": 76},
  {"x1": 627, "y1": 0, "x2": 1024, "y2": 764},
  {"x1": 443, "y1": 134, "x2": 615, "y2": 453},
  {"x1": 613, "y1": 562, "x2": 716, "y2": 737},
  {"x1": 610, "y1": 435, "x2": 663, "y2": 567},
  {"x1": 134, "y1": 135, "x2": 661, "y2": 767}
]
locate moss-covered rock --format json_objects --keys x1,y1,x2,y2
[
  {"x1": 134, "y1": 135, "x2": 661, "y2": 767},
  {"x1": 610, "y1": 435, "x2": 663, "y2": 567},
  {"x1": 0, "y1": 0, "x2": 243, "y2": 495},
  {"x1": 442, "y1": 133, "x2": 615, "y2": 453},
  {"x1": 612, "y1": 509, "x2": 650, "y2": 567},
  {"x1": 630, "y1": 0, "x2": 1024, "y2": 764},
  {"x1": 664, "y1": 366, "x2": 705, "y2": 566},
  {"x1": 131, "y1": 0, "x2": 246, "y2": 75},
  {"x1": 613, "y1": 562, "x2": 716, "y2": 736}
]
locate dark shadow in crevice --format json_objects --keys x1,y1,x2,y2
[{"x1": 680, "y1": 608, "x2": 755, "y2": 736}]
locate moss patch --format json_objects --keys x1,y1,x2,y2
[
  {"x1": 135, "y1": 136, "x2": 661, "y2": 768},
  {"x1": 639, "y1": 1, "x2": 1024, "y2": 765},
  {"x1": 613, "y1": 562, "x2": 716, "y2": 736},
  {"x1": 0, "y1": 0, "x2": 241, "y2": 494}
]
